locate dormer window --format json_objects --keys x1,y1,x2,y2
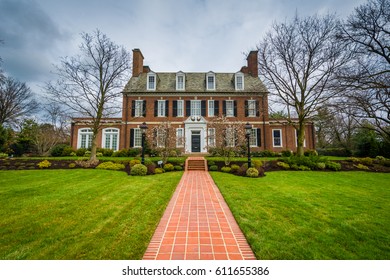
[
  {"x1": 147, "y1": 72, "x2": 156, "y2": 91},
  {"x1": 206, "y1": 72, "x2": 215, "y2": 90},
  {"x1": 176, "y1": 72, "x2": 185, "y2": 91},
  {"x1": 235, "y1": 72, "x2": 244, "y2": 90}
]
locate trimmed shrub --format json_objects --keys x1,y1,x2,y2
[
  {"x1": 326, "y1": 161, "x2": 341, "y2": 171},
  {"x1": 84, "y1": 151, "x2": 91, "y2": 157},
  {"x1": 221, "y1": 166, "x2": 231, "y2": 173},
  {"x1": 112, "y1": 149, "x2": 129, "y2": 157},
  {"x1": 163, "y1": 163, "x2": 175, "y2": 172},
  {"x1": 96, "y1": 152, "x2": 103, "y2": 157},
  {"x1": 130, "y1": 159, "x2": 141, "y2": 167},
  {"x1": 76, "y1": 148, "x2": 87, "y2": 156},
  {"x1": 237, "y1": 163, "x2": 249, "y2": 176},
  {"x1": 281, "y1": 150, "x2": 293, "y2": 157},
  {"x1": 37, "y1": 160, "x2": 51, "y2": 169},
  {"x1": 130, "y1": 164, "x2": 147, "y2": 176},
  {"x1": 246, "y1": 167, "x2": 259, "y2": 177},
  {"x1": 360, "y1": 157, "x2": 373, "y2": 166},
  {"x1": 277, "y1": 161, "x2": 290, "y2": 170},
  {"x1": 146, "y1": 162, "x2": 156, "y2": 175},
  {"x1": 96, "y1": 161, "x2": 125, "y2": 171},
  {"x1": 209, "y1": 165, "x2": 218, "y2": 171},
  {"x1": 304, "y1": 150, "x2": 318, "y2": 156},
  {"x1": 97, "y1": 148, "x2": 114, "y2": 157},
  {"x1": 252, "y1": 160, "x2": 263, "y2": 168},
  {"x1": 230, "y1": 164, "x2": 240, "y2": 173},
  {"x1": 0, "y1": 153, "x2": 8, "y2": 158},
  {"x1": 207, "y1": 161, "x2": 216, "y2": 166},
  {"x1": 298, "y1": 165, "x2": 311, "y2": 171},
  {"x1": 354, "y1": 163, "x2": 369, "y2": 170},
  {"x1": 61, "y1": 146, "x2": 75, "y2": 156},
  {"x1": 70, "y1": 152, "x2": 77, "y2": 157},
  {"x1": 128, "y1": 148, "x2": 141, "y2": 157},
  {"x1": 154, "y1": 167, "x2": 165, "y2": 174},
  {"x1": 316, "y1": 162, "x2": 326, "y2": 170},
  {"x1": 50, "y1": 144, "x2": 70, "y2": 157},
  {"x1": 68, "y1": 163, "x2": 76, "y2": 168},
  {"x1": 174, "y1": 165, "x2": 183, "y2": 171},
  {"x1": 75, "y1": 159, "x2": 99, "y2": 168}
]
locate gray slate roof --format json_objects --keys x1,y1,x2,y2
[{"x1": 123, "y1": 72, "x2": 268, "y2": 94}]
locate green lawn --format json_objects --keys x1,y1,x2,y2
[
  {"x1": 211, "y1": 171, "x2": 390, "y2": 259},
  {"x1": 0, "y1": 169, "x2": 182, "y2": 260}
]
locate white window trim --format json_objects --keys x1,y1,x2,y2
[
  {"x1": 176, "y1": 128, "x2": 184, "y2": 147},
  {"x1": 176, "y1": 72, "x2": 185, "y2": 91},
  {"x1": 134, "y1": 100, "x2": 144, "y2": 117},
  {"x1": 235, "y1": 72, "x2": 244, "y2": 90},
  {"x1": 77, "y1": 128, "x2": 93, "y2": 149},
  {"x1": 206, "y1": 72, "x2": 216, "y2": 90},
  {"x1": 177, "y1": 100, "x2": 184, "y2": 117},
  {"x1": 102, "y1": 128, "x2": 120, "y2": 151},
  {"x1": 133, "y1": 128, "x2": 142, "y2": 148},
  {"x1": 208, "y1": 100, "x2": 215, "y2": 117},
  {"x1": 225, "y1": 100, "x2": 234, "y2": 117},
  {"x1": 147, "y1": 72, "x2": 156, "y2": 91},
  {"x1": 191, "y1": 100, "x2": 201, "y2": 117},
  {"x1": 295, "y1": 129, "x2": 306, "y2": 147},
  {"x1": 157, "y1": 100, "x2": 166, "y2": 117},
  {"x1": 208, "y1": 128, "x2": 216, "y2": 147},
  {"x1": 272, "y1": 129, "x2": 283, "y2": 147},
  {"x1": 250, "y1": 128, "x2": 257, "y2": 147},
  {"x1": 248, "y1": 100, "x2": 256, "y2": 117}
]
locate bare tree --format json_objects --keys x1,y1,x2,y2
[
  {"x1": 0, "y1": 76, "x2": 39, "y2": 127},
  {"x1": 148, "y1": 121, "x2": 178, "y2": 164},
  {"x1": 257, "y1": 14, "x2": 350, "y2": 156},
  {"x1": 207, "y1": 116, "x2": 246, "y2": 165},
  {"x1": 338, "y1": 0, "x2": 390, "y2": 141},
  {"x1": 46, "y1": 30, "x2": 131, "y2": 161}
]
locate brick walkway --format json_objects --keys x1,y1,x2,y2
[{"x1": 143, "y1": 160, "x2": 256, "y2": 260}]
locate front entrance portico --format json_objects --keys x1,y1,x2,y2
[{"x1": 184, "y1": 116, "x2": 207, "y2": 154}]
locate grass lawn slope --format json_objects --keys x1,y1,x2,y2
[
  {"x1": 0, "y1": 170, "x2": 182, "y2": 259},
  {"x1": 211, "y1": 171, "x2": 390, "y2": 259}
]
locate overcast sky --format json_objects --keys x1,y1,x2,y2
[{"x1": 0, "y1": 0, "x2": 365, "y2": 96}]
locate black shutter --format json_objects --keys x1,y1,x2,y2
[
  {"x1": 143, "y1": 100, "x2": 147, "y2": 117},
  {"x1": 173, "y1": 101, "x2": 177, "y2": 117},
  {"x1": 234, "y1": 100, "x2": 237, "y2": 117},
  {"x1": 201, "y1": 100, "x2": 206, "y2": 117},
  {"x1": 222, "y1": 101, "x2": 226, "y2": 116},
  {"x1": 130, "y1": 129, "x2": 134, "y2": 147},
  {"x1": 186, "y1": 100, "x2": 191, "y2": 117},
  {"x1": 131, "y1": 100, "x2": 136, "y2": 117},
  {"x1": 214, "y1": 101, "x2": 219, "y2": 116},
  {"x1": 154, "y1": 100, "x2": 158, "y2": 117},
  {"x1": 245, "y1": 100, "x2": 248, "y2": 117},
  {"x1": 257, "y1": 128, "x2": 261, "y2": 147},
  {"x1": 256, "y1": 100, "x2": 260, "y2": 117},
  {"x1": 165, "y1": 100, "x2": 169, "y2": 117}
]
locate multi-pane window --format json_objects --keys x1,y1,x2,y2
[
  {"x1": 225, "y1": 128, "x2": 235, "y2": 147},
  {"x1": 225, "y1": 100, "x2": 234, "y2": 117},
  {"x1": 156, "y1": 128, "x2": 166, "y2": 148},
  {"x1": 235, "y1": 73, "x2": 244, "y2": 90},
  {"x1": 248, "y1": 100, "x2": 256, "y2": 117},
  {"x1": 176, "y1": 74, "x2": 185, "y2": 90},
  {"x1": 103, "y1": 128, "x2": 119, "y2": 151},
  {"x1": 134, "y1": 100, "x2": 144, "y2": 117},
  {"x1": 272, "y1": 129, "x2": 282, "y2": 147},
  {"x1": 158, "y1": 100, "x2": 166, "y2": 117},
  {"x1": 208, "y1": 128, "x2": 216, "y2": 147},
  {"x1": 79, "y1": 128, "x2": 93, "y2": 149},
  {"x1": 250, "y1": 128, "x2": 257, "y2": 147},
  {"x1": 191, "y1": 100, "x2": 201, "y2": 116},
  {"x1": 206, "y1": 73, "x2": 215, "y2": 90},
  {"x1": 176, "y1": 128, "x2": 184, "y2": 147},
  {"x1": 177, "y1": 100, "x2": 184, "y2": 117},
  {"x1": 208, "y1": 100, "x2": 215, "y2": 117},
  {"x1": 134, "y1": 128, "x2": 142, "y2": 147},
  {"x1": 147, "y1": 73, "x2": 156, "y2": 90}
]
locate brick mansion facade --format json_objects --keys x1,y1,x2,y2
[{"x1": 70, "y1": 49, "x2": 315, "y2": 154}]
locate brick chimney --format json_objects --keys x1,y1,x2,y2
[
  {"x1": 241, "y1": 50, "x2": 258, "y2": 77},
  {"x1": 132, "y1": 49, "x2": 144, "y2": 77}
]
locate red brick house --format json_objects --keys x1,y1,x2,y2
[{"x1": 70, "y1": 49, "x2": 315, "y2": 154}]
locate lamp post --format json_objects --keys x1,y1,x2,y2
[
  {"x1": 140, "y1": 122, "x2": 148, "y2": 165},
  {"x1": 245, "y1": 122, "x2": 252, "y2": 168}
]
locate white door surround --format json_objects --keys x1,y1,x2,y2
[{"x1": 184, "y1": 116, "x2": 207, "y2": 153}]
